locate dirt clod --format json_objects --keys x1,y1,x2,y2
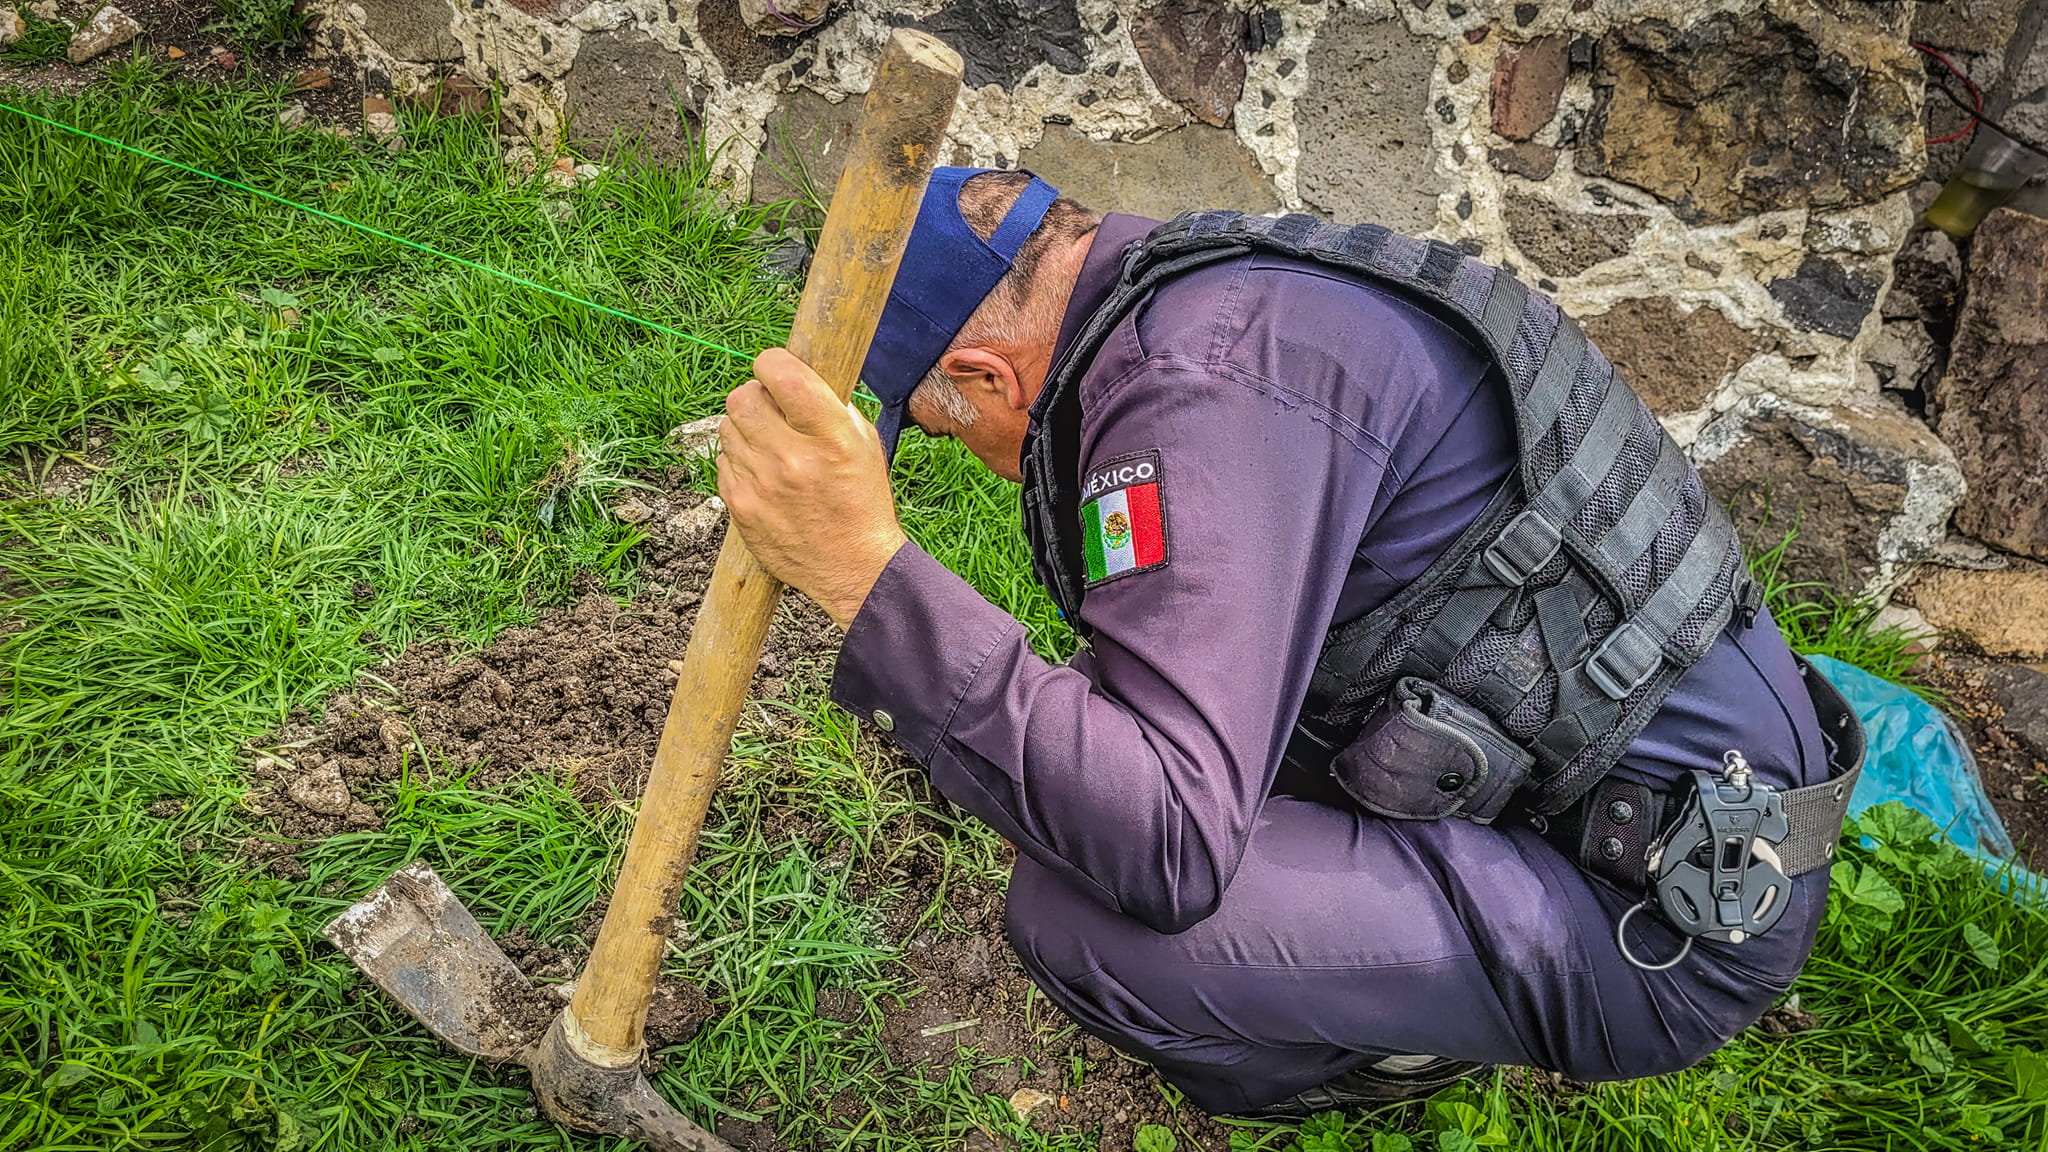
[
  {"x1": 715, "y1": 1115, "x2": 788, "y2": 1152},
  {"x1": 645, "y1": 979, "x2": 715, "y2": 1049},
  {"x1": 476, "y1": 963, "x2": 559, "y2": 1058},
  {"x1": 285, "y1": 764, "x2": 352, "y2": 815},
  {"x1": 1755, "y1": 1001, "x2": 1821, "y2": 1035}
]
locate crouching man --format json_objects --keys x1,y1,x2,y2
[{"x1": 714, "y1": 169, "x2": 1864, "y2": 1117}]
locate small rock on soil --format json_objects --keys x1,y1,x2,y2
[{"x1": 67, "y1": 5, "x2": 142, "y2": 63}]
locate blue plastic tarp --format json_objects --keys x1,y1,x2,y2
[{"x1": 1806, "y1": 654, "x2": 2043, "y2": 901}]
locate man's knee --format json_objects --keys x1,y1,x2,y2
[{"x1": 1003, "y1": 861, "x2": 1202, "y2": 1052}]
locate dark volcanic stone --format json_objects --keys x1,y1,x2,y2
[
  {"x1": 1132, "y1": 0, "x2": 1249, "y2": 127},
  {"x1": 357, "y1": 0, "x2": 463, "y2": 62},
  {"x1": 1936, "y1": 208, "x2": 2048, "y2": 562},
  {"x1": 1884, "y1": 229, "x2": 1962, "y2": 323},
  {"x1": 1294, "y1": 8, "x2": 1446, "y2": 233},
  {"x1": 507, "y1": 0, "x2": 595, "y2": 17},
  {"x1": 567, "y1": 28, "x2": 702, "y2": 160},
  {"x1": 918, "y1": 0, "x2": 1091, "y2": 89},
  {"x1": 1576, "y1": 8, "x2": 1921, "y2": 223},
  {"x1": 1502, "y1": 190, "x2": 1646, "y2": 277},
  {"x1": 1700, "y1": 403, "x2": 1949, "y2": 596},
  {"x1": 1490, "y1": 140, "x2": 1557, "y2": 179},
  {"x1": 1251, "y1": 6, "x2": 1284, "y2": 52},
  {"x1": 1769, "y1": 256, "x2": 1882, "y2": 339},
  {"x1": 1583, "y1": 297, "x2": 1775, "y2": 415},
  {"x1": 750, "y1": 88, "x2": 861, "y2": 204},
  {"x1": 1991, "y1": 664, "x2": 2048, "y2": 763},
  {"x1": 1019, "y1": 122, "x2": 1280, "y2": 218},
  {"x1": 699, "y1": 0, "x2": 817, "y2": 81}
]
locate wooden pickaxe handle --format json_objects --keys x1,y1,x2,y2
[{"x1": 564, "y1": 29, "x2": 964, "y2": 1063}]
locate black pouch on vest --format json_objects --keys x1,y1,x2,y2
[{"x1": 1330, "y1": 678, "x2": 1534, "y2": 824}]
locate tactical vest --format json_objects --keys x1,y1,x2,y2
[{"x1": 1020, "y1": 211, "x2": 1762, "y2": 821}]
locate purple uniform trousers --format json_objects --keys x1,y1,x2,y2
[{"x1": 831, "y1": 214, "x2": 1833, "y2": 1113}]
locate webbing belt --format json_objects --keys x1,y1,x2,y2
[{"x1": 1541, "y1": 653, "x2": 1865, "y2": 895}]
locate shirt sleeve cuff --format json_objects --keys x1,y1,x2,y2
[{"x1": 829, "y1": 541, "x2": 1018, "y2": 764}]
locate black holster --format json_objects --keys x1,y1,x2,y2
[{"x1": 1330, "y1": 678, "x2": 1534, "y2": 824}]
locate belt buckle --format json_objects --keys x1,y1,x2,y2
[{"x1": 1619, "y1": 751, "x2": 1794, "y2": 971}]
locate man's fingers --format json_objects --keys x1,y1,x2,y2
[
  {"x1": 753, "y1": 348, "x2": 850, "y2": 437},
  {"x1": 725, "y1": 379, "x2": 805, "y2": 458}
]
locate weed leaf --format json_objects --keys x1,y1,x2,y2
[
  {"x1": 1902, "y1": 1030, "x2": 1954, "y2": 1077},
  {"x1": 2015, "y1": 1050, "x2": 2048, "y2": 1101},
  {"x1": 1292, "y1": 1114, "x2": 1348, "y2": 1152},
  {"x1": 178, "y1": 390, "x2": 236, "y2": 441},
  {"x1": 1945, "y1": 1013, "x2": 1992, "y2": 1053},
  {"x1": 1133, "y1": 1123, "x2": 1177, "y2": 1152},
  {"x1": 1861, "y1": 800, "x2": 1941, "y2": 849},
  {"x1": 1961, "y1": 921, "x2": 1999, "y2": 969},
  {"x1": 137, "y1": 357, "x2": 186, "y2": 393},
  {"x1": 275, "y1": 1110, "x2": 308, "y2": 1152},
  {"x1": 259, "y1": 287, "x2": 300, "y2": 308},
  {"x1": 1836, "y1": 860, "x2": 1905, "y2": 914}
]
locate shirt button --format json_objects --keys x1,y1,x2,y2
[{"x1": 872, "y1": 710, "x2": 895, "y2": 732}]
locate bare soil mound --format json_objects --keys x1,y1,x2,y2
[
  {"x1": 874, "y1": 895, "x2": 1239, "y2": 1152},
  {"x1": 247, "y1": 490, "x2": 837, "y2": 856}
]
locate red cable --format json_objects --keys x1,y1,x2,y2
[{"x1": 1912, "y1": 41, "x2": 1981, "y2": 144}]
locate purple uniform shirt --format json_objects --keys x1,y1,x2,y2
[{"x1": 832, "y1": 212, "x2": 1827, "y2": 929}]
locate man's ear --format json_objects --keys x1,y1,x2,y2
[{"x1": 938, "y1": 347, "x2": 1030, "y2": 412}]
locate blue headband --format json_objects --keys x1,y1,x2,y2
[{"x1": 859, "y1": 167, "x2": 1061, "y2": 462}]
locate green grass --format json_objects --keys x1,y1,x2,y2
[
  {"x1": 3, "y1": 71, "x2": 2046, "y2": 1152},
  {"x1": 0, "y1": 13, "x2": 71, "y2": 67},
  {"x1": 1752, "y1": 530, "x2": 1936, "y2": 699},
  {"x1": 207, "y1": 0, "x2": 309, "y2": 53}
]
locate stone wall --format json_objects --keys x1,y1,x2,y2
[{"x1": 301, "y1": 0, "x2": 2048, "y2": 609}]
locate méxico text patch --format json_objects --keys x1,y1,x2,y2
[{"x1": 1079, "y1": 450, "x2": 1168, "y2": 585}]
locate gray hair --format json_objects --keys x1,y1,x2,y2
[
  {"x1": 906, "y1": 273, "x2": 1070, "y2": 432},
  {"x1": 912, "y1": 366, "x2": 981, "y2": 429}
]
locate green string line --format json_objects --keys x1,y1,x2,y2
[{"x1": 0, "y1": 99, "x2": 754, "y2": 362}]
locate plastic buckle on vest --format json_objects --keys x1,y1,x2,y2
[
  {"x1": 1586, "y1": 620, "x2": 1661, "y2": 700},
  {"x1": 1620, "y1": 751, "x2": 1792, "y2": 971},
  {"x1": 1480, "y1": 509, "x2": 1563, "y2": 587}
]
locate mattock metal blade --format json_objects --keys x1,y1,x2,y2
[{"x1": 321, "y1": 860, "x2": 540, "y2": 1062}]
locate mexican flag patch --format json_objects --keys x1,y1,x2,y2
[{"x1": 1079, "y1": 450, "x2": 1167, "y2": 585}]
